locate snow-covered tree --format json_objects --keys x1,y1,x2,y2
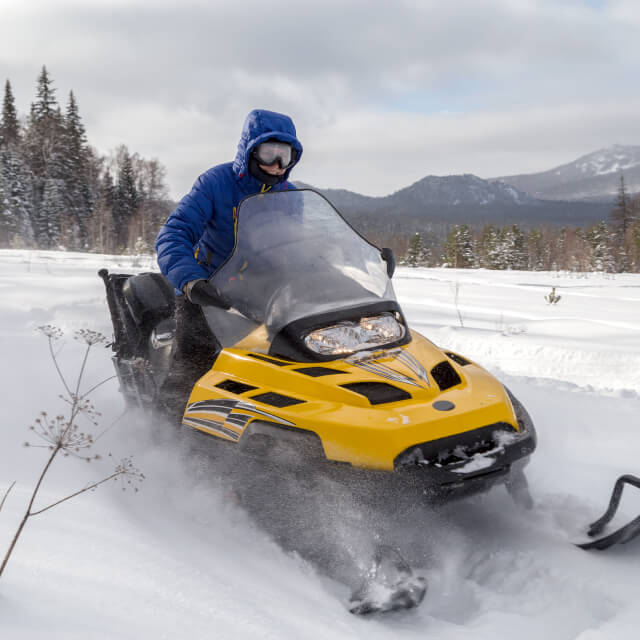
[
  {"x1": 479, "y1": 225, "x2": 503, "y2": 269},
  {"x1": 22, "y1": 67, "x2": 67, "y2": 246},
  {"x1": 0, "y1": 149, "x2": 34, "y2": 247},
  {"x1": 443, "y1": 224, "x2": 474, "y2": 268},
  {"x1": 501, "y1": 225, "x2": 527, "y2": 270},
  {"x1": 0, "y1": 80, "x2": 20, "y2": 148},
  {"x1": 61, "y1": 91, "x2": 95, "y2": 247},
  {"x1": 37, "y1": 178, "x2": 65, "y2": 248},
  {"x1": 113, "y1": 148, "x2": 140, "y2": 249},
  {"x1": 23, "y1": 67, "x2": 64, "y2": 178},
  {"x1": 526, "y1": 229, "x2": 546, "y2": 271},
  {"x1": 586, "y1": 221, "x2": 616, "y2": 272},
  {"x1": 405, "y1": 232, "x2": 428, "y2": 266}
]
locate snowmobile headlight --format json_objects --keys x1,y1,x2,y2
[{"x1": 304, "y1": 313, "x2": 406, "y2": 356}]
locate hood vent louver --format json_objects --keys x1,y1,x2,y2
[
  {"x1": 431, "y1": 361, "x2": 462, "y2": 391},
  {"x1": 250, "y1": 391, "x2": 305, "y2": 408},
  {"x1": 340, "y1": 381, "x2": 411, "y2": 405},
  {"x1": 215, "y1": 379, "x2": 257, "y2": 395},
  {"x1": 295, "y1": 366, "x2": 345, "y2": 377},
  {"x1": 248, "y1": 353, "x2": 292, "y2": 367}
]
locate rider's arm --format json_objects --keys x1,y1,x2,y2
[{"x1": 155, "y1": 170, "x2": 216, "y2": 292}]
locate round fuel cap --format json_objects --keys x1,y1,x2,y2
[{"x1": 433, "y1": 400, "x2": 455, "y2": 411}]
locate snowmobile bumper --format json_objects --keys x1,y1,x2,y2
[{"x1": 393, "y1": 420, "x2": 536, "y2": 498}]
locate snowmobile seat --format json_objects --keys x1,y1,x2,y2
[{"x1": 122, "y1": 272, "x2": 176, "y2": 331}]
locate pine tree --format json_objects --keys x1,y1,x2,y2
[
  {"x1": 113, "y1": 149, "x2": 139, "y2": 249},
  {"x1": 0, "y1": 149, "x2": 34, "y2": 247},
  {"x1": 0, "y1": 80, "x2": 20, "y2": 148},
  {"x1": 22, "y1": 66, "x2": 66, "y2": 247},
  {"x1": 611, "y1": 174, "x2": 631, "y2": 236},
  {"x1": 526, "y1": 229, "x2": 545, "y2": 270},
  {"x1": 61, "y1": 91, "x2": 95, "y2": 247},
  {"x1": 39, "y1": 178, "x2": 65, "y2": 248},
  {"x1": 443, "y1": 225, "x2": 474, "y2": 268},
  {"x1": 405, "y1": 232, "x2": 426, "y2": 266},
  {"x1": 88, "y1": 171, "x2": 115, "y2": 253},
  {"x1": 586, "y1": 221, "x2": 615, "y2": 272},
  {"x1": 501, "y1": 225, "x2": 527, "y2": 270},
  {"x1": 23, "y1": 67, "x2": 64, "y2": 177},
  {"x1": 479, "y1": 225, "x2": 503, "y2": 269},
  {"x1": 0, "y1": 79, "x2": 34, "y2": 246}
]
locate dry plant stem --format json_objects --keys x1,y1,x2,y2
[
  {"x1": 1, "y1": 330, "x2": 142, "y2": 580},
  {"x1": 94, "y1": 407, "x2": 129, "y2": 443},
  {"x1": 80, "y1": 375, "x2": 117, "y2": 400},
  {"x1": 0, "y1": 482, "x2": 16, "y2": 514},
  {"x1": 48, "y1": 336, "x2": 72, "y2": 397},
  {"x1": 0, "y1": 445, "x2": 60, "y2": 577},
  {"x1": 2, "y1": 339, "x2": 110, "y2": 578},
  {"x1": 30, "y1": 471, "x2": 121, "y2": 516},
  {"x1": 74, "y1": 342, "x2": 91, "y2": 398}
]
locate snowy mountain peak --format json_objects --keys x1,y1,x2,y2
[
  {"x1": 496, "y1": 145, "x2": 640, "y2": 201},
  {"x1": 567, "y1": 145, "x2": 640, "y2": 178}
]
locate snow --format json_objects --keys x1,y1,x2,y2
[
  {"x1": 1, "y1": 249, "x2": 640, "y2": 639},
  {"x1": 575, "y1": 147, "x2": 640, "y2": 177}
]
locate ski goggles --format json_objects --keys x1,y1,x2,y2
[{"x1": 253, "y1": 141, "x2": 297, "y2": 169}]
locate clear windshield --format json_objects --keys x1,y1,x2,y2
[{"x1": 208, "y1": 190, "x2": 396, "y2": 335}]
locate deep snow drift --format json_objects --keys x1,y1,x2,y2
[{"x1": 0, "y1": 249, "x2": 639, "y2": 640}]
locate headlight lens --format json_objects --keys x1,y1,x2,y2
[{"x1": 303, "y1": 313, "x2": 405, "y2": 356}]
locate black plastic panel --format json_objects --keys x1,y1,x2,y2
[
  {"x1": 394, "y1": 422, "x2": 518, "y2": 470},
  {"x1": 250, "y1": 392, "x2": 305, "y2": 407},
  {"x1": 215, "y1": 379, "x2": 258, "y2": 394},
  {"x1": 430, "y1": 361, "x2": 462, "y2": 390},
  {"x1": 248, "y1": 353, "x2": 292, "y2": 367},
  {"x1": 295, "y1": 367, "x2": 345, "y2": 377},
  {"x1": 340, "y1": 381, "x2": 411, "y2": 405}
]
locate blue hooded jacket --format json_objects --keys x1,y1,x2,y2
[{"x1": 156, "y1": 109, "x2": 303, "y2": 292}]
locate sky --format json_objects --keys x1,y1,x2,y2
[{"x1": 2, "y1": 0, "x2": 640, "y2": 199}]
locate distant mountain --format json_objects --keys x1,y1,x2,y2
[
  {"x1": 495, "y1": 145, "x2": 640, "y2": 201},
  {"x1": 300, "y1": 174, "x2": 533, "y2": 209},
  {"x1": 387, "y1": 173, "x2": 536, "y2": 207},
  {"x1": 295, "y1": 173, "x2": 611, "y2": 234}
]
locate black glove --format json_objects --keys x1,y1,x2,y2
[
  {"x1": 381, "y1": 247, "x2": 396, "y2": 278},
  {"x1": 183, "y1": 279, "x2": 230, "y2": 309}
]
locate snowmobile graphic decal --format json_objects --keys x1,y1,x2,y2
[
  {"x1": 346, "y1": 349, "x2": 430, "y2": 388},
  {"x1": 182, "y1": 398, "x2": 296, "y2": 441}
]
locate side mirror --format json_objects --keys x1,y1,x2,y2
[{"x1": 381, "y1": 248, "x2": 395, "y2": 279}]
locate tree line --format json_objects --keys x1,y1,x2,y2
[
  {"x1": 403, "y1": 177, "x2": 640, "y2": 273},
  {"x1": 3, "y1": 67, "x2": 639, "y2": 274},
  {"x1": 0, "y1": 67, "x2": 172, "y2": 253}
]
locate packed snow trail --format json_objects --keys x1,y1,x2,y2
[{"x1": 1, "y1": 251, "x2": 639, "y2": 639}]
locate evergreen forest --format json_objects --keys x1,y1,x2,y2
[
  {"x1": 400, "y1": 179, "x2": 640, "y2": 273},
  {"x1": 0, "y1": 67, "x2": 172, "y2": 254}
]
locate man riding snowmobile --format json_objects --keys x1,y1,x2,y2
[{"x1": 155, "y1": 109, "x2": 304, "y2": 411}]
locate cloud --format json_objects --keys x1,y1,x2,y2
[
  {"x1": 295, "y1": 99, "x2": 640, "y2": 195},
  {"x1": 1, "y1": 0, "x2": 639, "y2": 197}
]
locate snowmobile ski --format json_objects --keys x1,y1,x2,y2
[
  {"x1": 577, "y1": 474, "x2": 640, "y2": 551},
  {"x1": 349, "y1": 545, "x2": 427, "y2": 615}
]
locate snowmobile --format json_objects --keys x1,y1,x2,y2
[{"x1": 100, "y1": 188, "x2": 538, "y2": 613}]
